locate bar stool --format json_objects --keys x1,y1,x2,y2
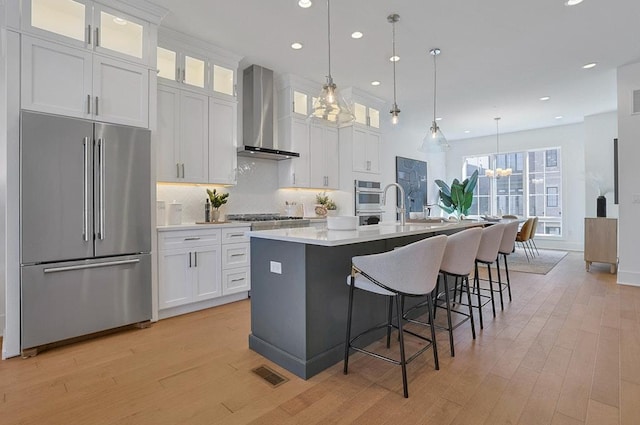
[
  {"x1": 473, "y1": 223, "x2": 505, "y2": 329},
  {"x1": 529, "y1": 216, "x2": 540, "y2": 256},
  {"x1": 343, "y1": 235, "x2": 447, "y2": 398},
  {"x1": 431, "y1": 227, "x2": 482, "y2": 357},
  {"x1": 496, "y1": 220, "x2": 519, "y2": 309},
  {"x1": 516, "y1": 218, "x2": 534, "y2": 261}
]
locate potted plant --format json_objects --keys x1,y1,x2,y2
[
  {"x1": 434, "y1": 170, "x2": 478, "y2": 219},
  {"x1": 206, "y1": 188, "x2": 229, "y2": 222},
  {"x1": 315, "y1": 192, "x2": 337, "y2": 216}
]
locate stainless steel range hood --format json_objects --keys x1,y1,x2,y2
[{"x1": 240, "y1": 65, "x2": 299, "y2": 160}]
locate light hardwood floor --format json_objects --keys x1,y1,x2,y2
[{"x1": 1, "y1": 252, "x2": 639, "y2": 424}]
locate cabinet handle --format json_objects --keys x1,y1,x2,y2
[
  {"x1": 87, "y1": 24, "x2": 92, "y2": 45},
  {"x1": 194, "y1": 252, "x2": 198, "y2": 267},
  {"x1": 230, "y1": 277, "x2": 245, "y2": 283},
  {"x1": 230, "y1": 253, "x2": 244, "y2": 257},
  {"x1": 184, "y1": 237, "x2": 201, "y2": 241},
  {"x1": 95, "y1": 96, "x2": 99, "y2": 116},
  {"x1": 176, "y1": 163, "x2": 180, "y2": 178},
  {"x1": 181, "y1": 68, "x2": 186, "y2": 83},
  {"x1": 189, "y1": 252, "x2": 192, "y2": 268},
  {"x1": 228, "y1": 233, "x2": 244, "y2": 238},
  {"x1": 234, "y1": 84, "x2": 237, "y2": 97},
  {"x1": 181, "y1": 163, "x2": 185, "y2": 178},
  {"x1": 87, "y1": 94, "x2": 91, "y2": 114},
  {"x1": 292, "y1": 172, "x2": 296, "y2": 185},
  {"x1": 176, "y1": 67, "x2": 180, "y2": 82},
  {"x1": 95, "y1": 27, "x2": 100, "y2": 47},
  {"x1": 366, "y1": 160, "x2": 371, "y2": 171}
]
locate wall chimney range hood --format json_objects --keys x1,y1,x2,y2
[{"x1": 239, "y1": 65, "x2": 299, "y2": 160}]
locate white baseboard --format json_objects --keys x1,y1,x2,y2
[
  {"x1": 158, "y1": 292, "x2": 249, "y2": 320},
  {"x1": 617, "y1": 270, "x2": 640, "y2": 287}
]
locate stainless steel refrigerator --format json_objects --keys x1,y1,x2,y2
[{"x1": 20, "y1": 111, "x2": 152, "y2": 352}]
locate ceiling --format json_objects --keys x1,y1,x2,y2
[{"x1": 150, "y1": 0, "x2": 640, "y2": 141}]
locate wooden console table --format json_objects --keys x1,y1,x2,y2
[{"x1": 584, "y1": 217, "x2": 617, "y2": 273}]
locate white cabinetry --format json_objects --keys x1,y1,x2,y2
[
  {"x1": 155, "y1": 29, "x2": 240, "y2": 185},
  {"x1": 22, "y1": 0, "x2": 151, "y2": 64},
  {"x1": 157, "y1": 225, "x2": 250, "y2": 319},
  {"x1": 277, "y1": 74, "x2": 340, "y2": 189},
  {"x1": 352, "y1": 127, "x2": 380, "y2": 174},
  {"x1": 19, "y1": 0, "x2": 157, "y2": 127},
  {"x1": 157, "y1": 85, "x2": 208, "y2": 183},
  {"x1": 309, "y1": 123, "x2": 339, "y2": 189}
]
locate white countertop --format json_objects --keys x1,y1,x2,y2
[
  {"x1": 246, "y1": 220, "x2": 485, "y2": 247},
  {"x1": 157, "y1": 222, "x2": 251, "y2": 231}
]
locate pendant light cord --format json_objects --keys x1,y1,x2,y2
[
  {"x1": 327, "y1": 0, "x2": 331, "y2": 79},
  {"x1": 392, "y1": 19, "x2": 397, "y2": 105},
  {"x1": 433, "y1": 53, "x2": 437, "y2": 124}
]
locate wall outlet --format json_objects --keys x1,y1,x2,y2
[
  {"x1": 633, "y1": 194, "x2": 640, "y2": 204},
  {"x1": 270, "y1": 261, "x2": 282, "y2": 274}
]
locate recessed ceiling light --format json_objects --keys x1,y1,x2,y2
[
  {"x1": 291, "y1": 42, "x2": 303, "y2": 50},
  {"x1": 464, "y1": 130, "x2": 471, "y2": 134},
  {"x1": 370, "y1": 81, "x2": 380, "y2": 86},
  {"x1": 435, "y1": 117, "x2": 442, "y2": 121},
  {"x1": 555, "y1": 115, "x2": 564, "y2": 120},
  {"x1": 298, "y1": 0, "x2": 312, "y2": 8},
  {"x1": 351, "y1": 31, "x2": 363, "y2": 39},
  {"x1": 540, "y1": 96, "x2": 551, "y2": 101},
  {"x1": 389, "y1": 55, "x2": 400, "y2": 62},
  {"x1": 582, "y1": 62, "x2": 597, "y2": 69},
  {"x1": 565, "y1": 0, "x2": 583, "y2": 6}
]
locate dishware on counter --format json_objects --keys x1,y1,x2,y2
[
  {"x1": 168, "y1": 201, "x2": 182, "y2": 225},
  {"x1": 327, "y1": 215, "x2": 358, "y2": 230}
]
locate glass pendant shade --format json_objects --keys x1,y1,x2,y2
[
  {"x1": 419, "y1": 121, "x2": 449, "y2": 152},
  {"x1": 388, "y1": 14, "x2": 400, "y2": 125},
  {"x1": 310, "y1": 76, "x2": 354, "y2": 124}
]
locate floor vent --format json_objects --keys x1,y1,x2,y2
[{"x1": 251, "y1": 365, "x2": 289, "y2": 387}]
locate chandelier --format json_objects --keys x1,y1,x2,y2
[{"x1": 484, "y1": 117, "x2": 512, "y2": 178}]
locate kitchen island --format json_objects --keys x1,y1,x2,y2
[{"x1": 247, "y1": 220, "x2": 485, "y2": 379}]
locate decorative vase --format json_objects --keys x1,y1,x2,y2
[
  {"x1": 314, "y1": 204, "x2": 328, "y2": 217},
  {"x1": 211, "y1": 209, "x2": 220, "y2": 222},
  {"x1": 596, "y1": 195, "x2": 606, "y2": 217}
]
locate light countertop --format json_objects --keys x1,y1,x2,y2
[
  {"x1": 157, "y1": 222, "x2": 251, "y2": 232},
  {"x1": 246, "y1": 219, "x2": 485, "y2": 247}
]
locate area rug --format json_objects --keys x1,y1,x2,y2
[{"x1": 506, "y1": 248, "x2": 568, "y2": 275}]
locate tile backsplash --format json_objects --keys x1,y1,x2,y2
[{"x1": 157, "y1": 157, "x2": 352, "y2": 224}]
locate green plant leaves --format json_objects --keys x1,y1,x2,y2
[{"x1": 436, "y1": 170, "x2": 479, "y2": 217}]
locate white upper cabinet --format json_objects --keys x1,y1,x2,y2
[
  {"x1": 23, "y1": 0, "x2": 151, "y2": 64},
  {"x1": 209, "y1": 97, "x2": 238, "y2": 185},
  {"x1": 278, "y1": 117, "x2": 310, "y2": 188},
  {"x1": 309, "y1": 123, "x2": 339, "y2": 189},
  {"x1": 157, "y1": 28, "x2": 240, "y2": 99}
]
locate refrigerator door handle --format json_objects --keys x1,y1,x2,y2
[
  {"x1": 43, "y1": 258, "x2": 141, "y2": 273},
  {"x1": 83, "y1": 137, "x2": 90, "y2": 242},
  {"x1": 98, "y1": 138, "x2": 105, "y2": 240}
]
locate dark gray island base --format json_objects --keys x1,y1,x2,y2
[{"x1": 247, "y1": 222, "x2": 481, "y2": 379}]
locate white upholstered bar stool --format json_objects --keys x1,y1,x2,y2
[
  {"x1": 343, "y1": 235, "x2": 447, "y2": 398},
  {"x1": 434, "y1": 227, "x2": 482, "y2": 357},
  {"x1": 495, "y1": 220, "x2": 519, "y2": 309},
  {"x1": 473, "y1": 223, "x2": 505, "y2": 329}
]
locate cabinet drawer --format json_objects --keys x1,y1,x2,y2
[
  {"x1": 222, "y1": 243, "x2": 249, "y2": 269},
  {"x1": 159, "y1": 229, "x2": 221, "y2": 250},
  {"x1": 222, "y1": 227, "x2": 250, "y2": 244},
  {"x1": 222, "y1": 268, "x2": 250, "y2": 295}
]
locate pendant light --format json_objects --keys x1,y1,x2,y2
[
  {"x1": 419, "y1": 48, "x2": 449, "y2": 152},
  {"x1": 388, "y1": 13, "x2": 400, "y2": 125},
  {"x1": 310, "y1": 0, "x2": 354, "y2": 125},
  {"x1": 484, "y1": 117, "x2": 512, "y2": 178}
]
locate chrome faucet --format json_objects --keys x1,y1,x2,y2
[{"x1": 381, "y1": 183, "x2": 406, "y2": 225}]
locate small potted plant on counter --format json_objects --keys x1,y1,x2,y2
[
  {"x1": 206, "y1": 188, "x2": 229, "y2": 222},
  {"x1": 315, "y1": 192, "x2": 337, "y2": 216}
]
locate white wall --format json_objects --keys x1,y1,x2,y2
[
  {"x1": 616, "y1": 62, "x2": 640, "y2": 286},
  {"x1": 584, "y1": 111, "x2": 619, "y2": 218},
  {"x1": 444, "y1": 123, "x2": 586, "y2": 251}
]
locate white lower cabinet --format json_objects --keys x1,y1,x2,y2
[{"x1": 157, "y1": 226, "x2": 250, "y2": 319}]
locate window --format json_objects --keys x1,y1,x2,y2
[{"x1": 464, "y1": 147, "x2": 562, "y2": 237}]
